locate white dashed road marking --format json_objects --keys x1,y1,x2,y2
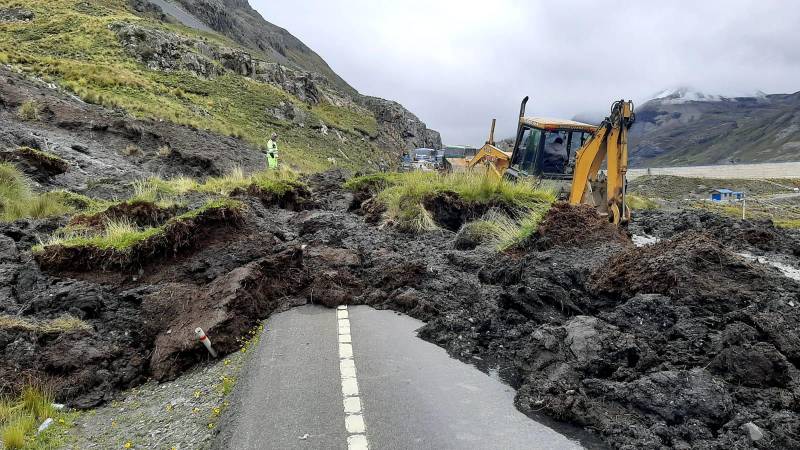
[{"x1": 337, "y1": 305, "x2": 369, "y2": 449}]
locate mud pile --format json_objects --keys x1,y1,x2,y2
[
  {"x1": 68, "y1": 200, "x2": 179, "y2": 230},
  {"x1": 2, "y1": 171, "x2": 798, "y2": 448},
  {"x1": 522, "y1": 202, "x2": 631, "y2": 251},
  {"x1": 409, "y1": 206, "x2": 799, "y2": 448},
  {"x1": 631, "y1": 208, "x2": 800, "y2": 257}
]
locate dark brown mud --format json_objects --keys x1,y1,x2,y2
[
  {"x1": 68, "y1": 200, "x2": 179, "y2": 230},
  {"x1": 1, "y1": 171, "x2": 798, "y2": 448},
  {"x1": 35, "y1": 202, "x2": 244, "y2": 272}
]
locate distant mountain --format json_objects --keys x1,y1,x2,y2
[{"x1": 629, "y1": 88, "x2": 800, "y2": 167}]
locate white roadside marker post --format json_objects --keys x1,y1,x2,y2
[
  {"x1": 195, "y1": 327, "x2": 218, "y2": 357},
  {"x1": 37, "y1": 418, "x2": 54, "y2": 434}
]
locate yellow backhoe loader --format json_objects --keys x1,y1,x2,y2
[{"x1": 460, "y1": 97, "x2": 635, "y2": 224}]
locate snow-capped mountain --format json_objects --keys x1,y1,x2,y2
[
  {"x1": 629, "y1": 89, "x2": 800, "y2": 167},
  {"x1": 650, "y1": 87, "x2": 725, "y2": 104}
]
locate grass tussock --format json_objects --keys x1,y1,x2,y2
[
  {"x1": 36, "y1": 217, "x2": 161, "y2": 252},
  {"x1": 137, "y1": 166, "x2": 301, "y2": 197},
  {"x1": 0, "y1": 384, "x2": 74, "y2": 450},
  {"x1": 0, "y1": 314, "x2": 91, "y2": 334},
  {"x1": 33, "y1": 198, "x2": 244, "y2": 270},
  {"x1": 775, "y1": 219, "x2": 800, "y2": 229},
  {"x1": 343, "y1": 172, "x2": 404, "y2": 194},
  {"x1": 16, "y1": 100, "x2": 40, "y2": 121},
  {"x1": 0, "y1": 163, "x2": 72, "y2": 222},
  {"x1": 365, "y1": 171, "x2": 555, "y2": 232},
  {"x1": 44, "y1": 190, "x2": 111, "y2": 215},
  {"x1": 456, "y1": 207, "x2": 551, "y2": 251},
  {"x1": 626, "y1": 194, "x2": 658, "y2": 210}
]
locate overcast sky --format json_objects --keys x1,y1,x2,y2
[{"x1": 251, "y1": 0, "x2": 800, "y2": 146}]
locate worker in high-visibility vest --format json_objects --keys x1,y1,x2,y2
[{"x1": 265, "y1": 132, "x2": 279, "y2": 169}]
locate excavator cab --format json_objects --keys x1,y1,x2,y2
[
  {"x1": 505, "y1": 96, "x2": 635, "y2": 225},
  {"x1": 459, "y1": 96, "x2": 634, "y2": 224},
  {"x1": 506, "y1": 119, "x2": 596, "y2": 181}
]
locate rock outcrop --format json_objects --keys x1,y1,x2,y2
[
  {"x1": 111, "y1": 2, "x2": 442, "y2": 156},
  {"x1": 114, "y1": 5, "x2": 442, "y2": 154},
  {"x1": 362, "y1": 96, "x2": 442, "y2": 151}
]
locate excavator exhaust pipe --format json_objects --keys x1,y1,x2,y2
[
  {"x1": 519, "y1": 96, "x2": 529, "y2": 118},
  {"x1": 509, "y1": 96, "x2": 531, "y2": 162},
  {"x1": 486, "y1": 119, "x2": 496, "y2": 145}
]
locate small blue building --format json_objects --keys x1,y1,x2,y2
[{"x1": 711, "y1": 188, "x2": 744, "y2": 202}]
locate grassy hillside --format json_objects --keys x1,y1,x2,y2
[{"x1": 0, "y1": 0, "x2": 380, "y2": 172}]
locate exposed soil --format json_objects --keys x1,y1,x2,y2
[
  {"x1": 68, "y1": 200, "x2": 180, "y2": 230},
  {"x1": 230, "y1": 182, "x2": 314, "y2": 211},
  {"x1": 522, "y1": 202, "x2": 632, "y2": 251},
  {"x1": 35, "y1": 202, "x2": 243, "y2": 272},
  {"x1": 2, "y1": 171, "x2": 798, "y2": 448},
  {"x1": 422, "y1": 190, "x2": 521, "y2": 231}
]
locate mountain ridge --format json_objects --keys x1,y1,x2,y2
[{"x1": 629, "y1": 89, "x2": 800, "y2": 167}]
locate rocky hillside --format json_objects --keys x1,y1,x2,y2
[
  {"x1": 0, "y1": 0, "x2": 440, "y2": 177},
  {"x1": 629, "y1": 88, "x2": 800, "y2": 167}
]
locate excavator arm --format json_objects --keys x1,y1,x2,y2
[{"x1": 568, "y1": 100, "x2": 635, "y2": 224}]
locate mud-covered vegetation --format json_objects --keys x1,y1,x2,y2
[
  {"x1": 346, "y1": 171, "x2": 556, "y2": 235},
  {"x1": 33, "y1": 198, "x2": 244, "y2": 270}
]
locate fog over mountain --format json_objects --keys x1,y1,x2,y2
[{"x1": 256, "y1": 0, "x2": 800, "y2": 146}]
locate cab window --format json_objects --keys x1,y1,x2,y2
[
  {"x1": 564, "y1": 131, "x2": 590, "y2": 168},
  {"x1": 512, "y1": 126, "x2": 542, "y2": 173},
  {"x1": 540, "y1": 130, "x2": 569, "y2": 173}
]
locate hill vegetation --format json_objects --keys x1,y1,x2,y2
[{"x1": 0, "y1": 0, "x2": 386, "y2": 172}]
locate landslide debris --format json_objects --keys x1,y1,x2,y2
[
  {"x1": 67, "y1": 200, "x2": 178, "y2": 230},
  {"x1": 519, "y1": 202, "x2": 631, "y2": 251},
  {"x1": 2, "y1": 170, "x2": 798, "y2": 449},
  {"x1": 34, "y1": 199, "x2": 244, "y2": 271},
  {"x1": 631, "y1": 207, "x2": 800, "y2": 257}
]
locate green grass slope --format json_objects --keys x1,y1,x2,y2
[{"x1": 0, "y1": 0, "x2": 380, "y2": 172}]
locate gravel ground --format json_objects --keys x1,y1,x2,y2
[{"x1": 61, "y1": 325, "x2": 263, "y2": 450}]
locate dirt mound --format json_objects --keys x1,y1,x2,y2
[
  {"x1": 522, "y1": 202, "x2": 631, "y2": 250},
  {"x1": 68, "y1": 200, "x2": 178, "y2": 229},
  {"x1": 231, "y1": 181, "x2": 314, "y2": 211},
  {"x1": 35, "y1": 201, "x2": 243, "y2": 271},
  {"x1": 631, "y1": 208, "x2": 800, "y2": 256},
  {"x1": 145, "y1": 247, "x2": 307, "y2": 381},
  {"x1": 590, "y1": 231, "x2": 798, "y2": 313}
]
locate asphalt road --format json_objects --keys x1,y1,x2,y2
[{"x1": 217, "y1": 305, "x2": 593, "y2": 450}]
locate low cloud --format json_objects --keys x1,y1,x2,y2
[{"x1": 254, "y1": 0, "x2": 800, "y2": 145}]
